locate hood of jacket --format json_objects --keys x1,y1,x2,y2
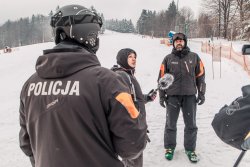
[
  {"x1": 111, "y1": 64, "x2": 135, "y2": 75},
  {"x1": 171, "y1": 46, "x2": 190, "y2": 58},
  {"x1": 36, "y1": 41, "x2": 100, "y2": 79}
]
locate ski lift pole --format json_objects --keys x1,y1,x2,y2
[
  {"x1": 234, "y1": 132, "x2": 250, "y2": 167},
  {"x1": 233, "y1": 150, "x2": 246, "y2": 167}
]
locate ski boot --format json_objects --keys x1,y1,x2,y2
[
  {"x1": 185, "y1": 150, "x2": 199, "y2": 163},
  {"x1": 165, "y1": 148, "x2": 174, "y2": 160}
]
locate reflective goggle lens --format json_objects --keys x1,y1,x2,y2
[
  {"x1": 173, "y1": 33, "x2": 185, "y2": 41},
  {"x1": 51, "y1": 14, "x2": 102, "y2": 27}
]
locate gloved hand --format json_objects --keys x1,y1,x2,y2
[
  {"x1": 160, "y1": 97, "x2": 166, "y2": 108},
  {"x1": 196, "y1": 92, "x2": 205, "y2": 105},
  {"x1": 146, "y1": 89, "x2": 157, "y2": 102}
]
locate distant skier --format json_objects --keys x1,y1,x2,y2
[
  {"x1": 158, "y1": 32, "x2": 206, "y2": 163},
  {"x1": 19, "y1": 5, "x2": 147, "y2": 167},
  {"x1": 4, "y1": 46, "x2": 12, "y2": 53},
  {"x1": 111, "y1": 48, "x2": 157, "y2": 167}
]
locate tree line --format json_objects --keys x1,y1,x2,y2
[
  {"x1": 105, "y1": 19, "x2": 135, "y2": 33},
  {"x1": 201, "y1": 0, "x2": 250, "y2": 40},
  {"x1": 135, "y1": 0, "x2": 250, "y2": 40},
  {"x1": 0, "y1": 6, "x2": 105, "y2": 49},
  {"x1": 0, "y1": 14, "x2": 52, "y2": 48},
  {"x1": 0, "y1": 1, "x2": 249, "y2": 49}
]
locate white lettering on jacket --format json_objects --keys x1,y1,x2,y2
[
  {"x1": 171, "y1": 61, "x2": 178, "y2": 65},
  {"x1": 27, "y1": 81, "x2": 80, "y2": 96}
]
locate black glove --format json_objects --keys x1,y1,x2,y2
[
  {"x1": 146, "y1": 89, "x2": 157, "y2": 102},
  {"x1": 196, "y1": 92, "x2": 205, "y2": 105},
  {"x1": 160, "y1": 97, "x2": 166, "y2": 108}
]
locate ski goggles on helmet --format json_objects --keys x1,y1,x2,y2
[
  {"x1": 51, "y1": 12, "x2": 103, "y2": 28},
  {"x1": 172, "y1": 33, "x2": 186, "y2": 41}
]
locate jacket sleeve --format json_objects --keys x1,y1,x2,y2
[
  {"x1": 19, "y1": 97, "x2": 35, "y2": 166},
  {"x1": 195, "y1": 56, "x2": 206, "y2": 95},
  {"x1": 158, "y1": 57, "x2": 168, "y2": 98},
  {"x1": 103, "y1": 74, "x2": 147, "y2": 160}
]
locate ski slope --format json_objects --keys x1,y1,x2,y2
[{"x1": 0, "y1": 30, "x2": 250, "y2": 167}]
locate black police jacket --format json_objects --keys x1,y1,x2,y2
[{"x1": 19, "y1": 41, "x2": 147, "y2": 167}]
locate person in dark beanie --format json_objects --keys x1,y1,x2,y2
[
  {"x1": 158, "y1": 32, "x2": 206, "y2": 163},
  {"x1": 19, "y1": 5, "x2": 147, "y2": 167},
  {"x1": 111, "y1": 48, "x2": 157, "y2": 167}
]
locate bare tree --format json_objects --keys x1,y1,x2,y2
[
  {"x1": 178, "y1": 7, "x2": 194, "y2": 36},
  {"x1": 202, "y1": 0, "x2": 237, "y2": 39},
  {"x1": 198, "y1": 13, "x2": 214, "y2": 38},
  {"x1": 235, "y1": 0, "x2": 250, "y2": 39}
]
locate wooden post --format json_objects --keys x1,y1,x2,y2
[
  {"x1": 230, "y1": 42, "x2": 232, "y2": 59},
  {"x1": 212, "y1": 45, "x2": 214, "y2": 80},
  {"x1": 220, "y1": 45, "x2": 222, "y2": 78}
]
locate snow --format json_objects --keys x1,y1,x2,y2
[{"x1": 1, "y1": 30, "x2": 250, "y2": 167}]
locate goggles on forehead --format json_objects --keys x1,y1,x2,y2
[
  {"x1": 173, "y1": 33, "x2": 185, "y2": 41},
  {"x1": 51, "y1": 12, "x2": 103, "y2": 28}
]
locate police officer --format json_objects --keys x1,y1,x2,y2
[
  {"x1": 158, "y1": 32, "x2": 206, "y2": 162},
  {"x1": 19, "y1": 5, "x2": 147, "y2": 167}
]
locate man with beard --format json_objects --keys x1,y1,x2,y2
[{"x1": 158, "y1": 32, "x2": 206, "y2": 163}]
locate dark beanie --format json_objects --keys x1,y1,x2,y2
[{"x1": 116, "y1": 48, "x2": 137, "y2": 69}]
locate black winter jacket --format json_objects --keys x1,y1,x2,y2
[
  {"x1": 111, "y1": 66, "x2": 148, "y2": 111},
  {"x1": 158, "y1": 47, "x2": 206, "y2": 97},
  {"x1": 19, "y1": 41, "x2": 147, "y2": 167}
]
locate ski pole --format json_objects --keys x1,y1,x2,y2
[{"x1": 233, "y1": 150, "x2": 246, "y2": 167}]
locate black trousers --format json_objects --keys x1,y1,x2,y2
[{"x1": 164, "y1": 95, "x2": 198, "y2": 151}]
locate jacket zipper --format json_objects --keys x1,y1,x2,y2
[{"x1": 184, "y1": 61, "x2": 190, "y2": 73}]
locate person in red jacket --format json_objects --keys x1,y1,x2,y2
[
  {"x1": 158, "y1": 32, "x2": 206, "y2": 163},
  {"x1": 19, "y1": 5, "x2": 147, "y2": 167}
]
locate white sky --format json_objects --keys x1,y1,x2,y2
[{"x1": 0, "y1": 0, "x2": 202, "y2": 24}]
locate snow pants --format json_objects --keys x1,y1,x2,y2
[{"x1": 164, "y1": 95, "x2": 198, "y2": 151}]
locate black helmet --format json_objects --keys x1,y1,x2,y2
[
  {"x1": 50, "y1": 4, "x2": 103, "y2": 53},
  {"x1": 172, "y1": 32, "x2": 187, "y2": 48}
]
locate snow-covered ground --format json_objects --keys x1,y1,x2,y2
[{"x1": 0, "y1": 30, "x2": 250, "y2": 167}]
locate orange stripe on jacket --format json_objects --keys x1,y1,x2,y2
[
  {"x1": 196, "y1": 61, "x2": 204, "y2": 78},
  {"x1": 115, "y1": 92, "x2": 139, "y2": 119},
  {"x1": 160, "y1": 64, "x2": 165, "y2": 78}
]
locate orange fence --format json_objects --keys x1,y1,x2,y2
[
  {"x1": 160, "y1": 38, "x2": 172, "y2": 47},
  {"x1": 201, "y1": 41, "x2": 250, "y2": 75}
]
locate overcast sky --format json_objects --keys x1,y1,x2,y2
[{"x1": 0, "y1": 0, "x2": 202, "y2": 24}]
